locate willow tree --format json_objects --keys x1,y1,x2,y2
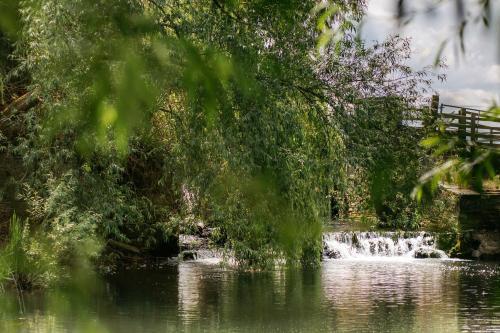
[{"x1": 0, "y1": 0, "x2": 437, "y2": 268}]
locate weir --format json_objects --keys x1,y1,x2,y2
[{"x1": 323, "y1": 231, "x2": 447, "y2": 259}]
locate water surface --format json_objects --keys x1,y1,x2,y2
[{"x1": 3, "y1": 258, "x2": 500, "y2": 332}]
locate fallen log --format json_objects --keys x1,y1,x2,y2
[
  {"x1": 1, "y1": 91, "x2": 40, "y2": 116},
  {"x1": 107, "y1": 239, "x2": 141, "y2": 254}
]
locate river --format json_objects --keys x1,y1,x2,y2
[{"x1": 1, "y1": 233, "x2": 499, "y2": 332}]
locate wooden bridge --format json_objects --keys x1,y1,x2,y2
[{"x1": 429, "y1": 96, "x2": 500, "y2": 148}]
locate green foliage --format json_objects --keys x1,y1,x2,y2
[
  {"x1": 0, "y1": 0, "x2": 21, "y2": 40},
  {"x1": 19, "y1": 0, "x2": 162, "y2": 154},
  {"x1": 16, "y1": 128, "x2": 177, "y2": 253},
  {"x1": 0, "y1": 214, "x2": 59, "y2": 290},
  {"x1": 0, "y1": 0, "x2": 451, "y2": 271},
  {"x1": 208, "y1": 174, "x2": 324, "y2": 268},
  {"x1": 413, "y1": 108, "x2": 500, "y2": 200},
  {"x1": 345, "y1": 97, "x2": 435, "y2": 228},
  {"x1": 419, "y1": 190, "x2": 458, "y2": 233},
  {"x1": 153, "y1": 0, "x2": 356, "y2": 265}
]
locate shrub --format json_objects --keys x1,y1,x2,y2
[{"x1": 0, "y1": 214, "x2": 59, "y2": 290}]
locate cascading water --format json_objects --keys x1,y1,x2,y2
[{"x1": 323, "y1": 231, "x2": 447, "y2": 259}]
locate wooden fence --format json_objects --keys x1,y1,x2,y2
[{"x1": 430, "y1": 96, "x2": 500, "y2": 149}]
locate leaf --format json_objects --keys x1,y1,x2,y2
[
  {"x1": 458, "y1": 20, "x2": 467, "y2": 53},
  {"x1": 482, "y1": 15, "x2": 489, "y2": 27},
  {"x1": 316, "y1": 4, "x2": 339, "y2": 31},
  {"x1": 420, "y1": 136, "x2": 441, "y2": 148},
  {"x1": 434, "y1": 40, "x2": 448, "y2": 67},
  {"x1": 317, "y1": 30, "x2": 333, "y2": 50}
]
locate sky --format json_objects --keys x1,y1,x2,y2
[{"x1": 362, "y1": 0, "x2": 500, "y2": 109}]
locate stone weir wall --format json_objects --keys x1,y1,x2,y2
[{"x1": 447, "y1": 186, "x2": 500, "y2": 260}]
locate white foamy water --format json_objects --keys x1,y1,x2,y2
[{"x1": 323, "y1": 231, "x2": 448, "y2": 259}]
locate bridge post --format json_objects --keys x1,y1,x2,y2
[
  {"x1": 470, "y1": 113, "x2": 477, "y2": 143},
  {"x1": 424, "y1": 95, "x2": 439, "y2": 130},
  {"x1": 459, "y1": 108, "x2": 467, "y2": 144},
  {"x1": 430, "y1": 95, "x2": 439, "y2": 121}
]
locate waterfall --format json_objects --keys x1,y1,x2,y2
[{"x1": 323, "y1": 231, "x2": 447, "y2": 259}]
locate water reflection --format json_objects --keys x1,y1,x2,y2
[
  {"x1": 1, "y1": 259, "x2": 499, "y2": 332},
  {"x1": 321, "y1": 259, "x2": 462, "y2": 332},
  {"x1": 170, "y1": 259, "x2": 500, "y2": 332}
]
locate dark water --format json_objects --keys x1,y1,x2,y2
[{"x1": 2, "y1": 258, "x2": 500, "y2": 332}]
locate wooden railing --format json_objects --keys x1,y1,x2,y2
[{"x1": 429, "y1": 96, "x2": 500, "y2": 149}]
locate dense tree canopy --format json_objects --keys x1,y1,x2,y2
[{"x1": 0, "y1": 0, "x2": 445, "y2": 271}]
